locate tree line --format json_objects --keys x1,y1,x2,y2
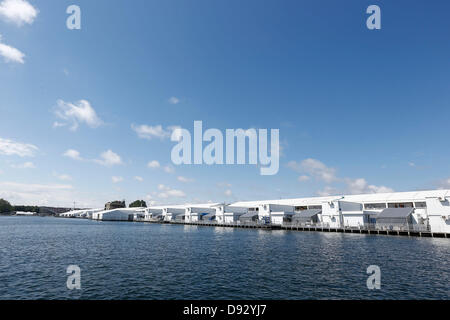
[
  {"x1": 0, "y1": 198, "x2": 148, "y2": 214},
  {"x1": 0, "y1": 199, "x2": 41, "y2": 214}
]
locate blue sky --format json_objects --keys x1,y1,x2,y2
[{"x1": 1, "y1": 0, "x2": 450, "y2": 207}]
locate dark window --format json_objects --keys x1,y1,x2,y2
[
  {"x1": 308, "y1": 205, "x2": 322, "y2": 209},
  {"x1": 414, "y1": 202, "x2": 427, "y2": 208},
  {"x1": 364, "y1": 203, "x2": 387, "y2": 209},
  {"x1": 388, "y1": 202, "x2": 413, "y2": 208},
  {"x1": 295, "y1": 206, "x2": 308, "y2": 211}
]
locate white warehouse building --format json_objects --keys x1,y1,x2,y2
[{"x1": 233, "y1": 190, "x2": 450, "y2": 233}]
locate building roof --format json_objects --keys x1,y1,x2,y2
[
  {"x1": 239, "y1": 212, "x2": 259, "y2": 219},
  {"x1": 293, "y1": 209, "x2": 322, "y2": 218},
  {"x1": 377, "y1": 208, "x2": 414, "y2": 219},
  {"x1": 203, "y1": 212, "x2": 216, "y2": 219},
  {"x1": 231, "y1": 190, "x2": 450, "y2": 207}
]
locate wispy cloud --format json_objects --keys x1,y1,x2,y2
[
  {"x1": 168, "y1": 96, "x2": 180, "y2": 105},
  {"x1": 344, "y1": 178, "x2": 393, "y2": 195},
  {"x1": 177, "y1": 176, "x2": 194, "y2": 183},
  {"x1": 131, "y1": 124, "x2": 180, "y2": 140},
  {"x1": 163, "y1": 165, "x2": 175, "y2": 174},
  {"x1": 111, "y1": 176, "x2": 123, "y2": 183},
  {"x1": 0, "y1": 35, "x2": 25, "y2": 64},
  {"x1": 54, "y1": 99, "x2": 103, "y2": 131},
  {"x1": 0, "y1": 181, "x2": 74, "y2": 206},
  {"x1": 298, "y1": 175, "x2": 310, "y2": 182},
  {"x1": 0, "y1": 137, "x2": 38, "y2": 157},
  {"x1": 147, "y1": 160, "x2": 160, "y2": 168},
  {"x1": 436, "y1": 178, "x2": 450, "y2": 189},
  {"x1": 53, "y1": 173, "x2": 72, "y2": 181},
  {"x1": 10, "y1": 161, "x2": 35, "y2": 169},
  {"x1": 0, "y1": 0, "x2": 38, "y2": 26},
  {"x1": 134, "y1": 176, "x2": 144, "y2": 182},
  {"x1": 63, "y1": 149, "x2": 123, "y2": 167},
  {"x1": 287, "y1": 158, "x2": 337, "y2": 183},
  {"x1": 63, "y1": 149, "x2": 83, "y2": 161},
  {"x1": 156, "y1": 184, "x2": 186, "y2": 198},
  {"x1": 288, "y1": 158, "x2": 393, "y2": 196},
  {"x1": 94, "y1": 150, "x2": 123, "y2": 167}
]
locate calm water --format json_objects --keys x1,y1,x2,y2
[{"x1": 0, "y1": 216, "x2": 449, "y2": 300}]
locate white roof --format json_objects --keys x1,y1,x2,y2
[{"x1": 231, "y1": 190, "x2": 450, "y2": 207}]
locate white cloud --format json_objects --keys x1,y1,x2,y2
[
  {"x1": 408, "y1": 162, "x2": 416, "y2": 167},
  {"x1": 217, "y1": 182, "x2": 232, "y2": 188},
  {"x1": 10, "y1": 161, "x2": 35, "y2": 169},
  {"x1": 288, "y1": 159, "x2": 337, "y2": 183},
  {"x1": 131, "y1": 124, "x2": 180, "y2": 140},
  {"x1": 134, "y1": 176, "x2": 144, "y2": 182},
  {"x1": 52, "y1": 121, "x2": 67, "y2": 128},
  {"x1": 0, "y1": 181, "x2": 74, "y2": 206},
  {"x1": 94, "y1": 150, "x2": 123, "y2": 167},
  {"x1": 54, "y1": 173, "x2": 72, "y2": 181},
  {"x1": 0, "y1": 39, "x2": 25, "y2": 64},
  {"x1": 163, "y1": 165, "x2": 175, "y2": 174},
  {"x1": 112, "y1": 176, "x2": 123, "y2": 183},
  {"x1": 289, "y1": 158, "x2": 393, "y2": 196},
  {"x1": 0, "y1": 0, "x2": 38, "y2": 26},
  {"x1": 168, "y1": 96, "x2": 180, "y2": 105},
  {"x1": 63, "y1": 149, "x2": 122, "y2": 167},
  {"x1": 63, "y1": 149, "x2": 83, "y2": 161},
  {"x1": 54, "y1": 99, "x2": 103, "y2": 131},
  {"x1": 156, "y1": 184, "x2": 186, "y2": 198},
  {"x1": 316, "y1": 186, "x2": 339, "y2": 197},
  {"x1": 147, "y1": 160, "x2": 160, "y2": 168},
  {"x1": 437, "y1": 178, "x2": 450, "y2": 189},
  {"x1": 177, "y1": 176, "x2": 194, "y2": 183},
  {"x1": 0, "y1": 137, "x2": 38, "y2": 157},
  {"x1": 298, "y1": 175, "x2": 310, "y2": 182},
  {"x1": 224, "y1": 189, "x2": 232, "y2": 196},
  {"x1": 132, "y1": 124, "x2": 170, "y2": 140},
  {"x1": 158, "y1": 184, "x2": 169, "y2": 191},
  {"x1": 344, "y1": 178, "x2": 394, "y2": 195}
]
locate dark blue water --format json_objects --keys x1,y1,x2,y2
[{"x1": 0, "y1": 216, "x2": 448, "y2": 300}]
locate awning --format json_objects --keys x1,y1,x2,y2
[
  {"x1": 203, "y1": 212, "x2": 216, "y2": 220},
  {"x1": 239, "y1": 212, "x2": 259, "y2": 219},
  {"x1": 377, "y1": 208, "x2": 414, "y2": 218},
  {"x1": 293, "y1": 209, "x2": 321, "y2": 218}
]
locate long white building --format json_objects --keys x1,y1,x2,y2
[
  {"x1": 231, "y1": 189, "x2": 450, "y2": 233},
  {"x1": 82, "y1": 190, "x2": 450, "y2": 234}
]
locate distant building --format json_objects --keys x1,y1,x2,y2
[
  {"x1": 105, "y1": 201, "x2": 126, "y2": 210},
  {"x1": 15, "y1": 211, "x2": 35, "y2": 216}
]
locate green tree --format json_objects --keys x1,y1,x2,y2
[
  {"x1": 129, "y1": 200, "x2": 147, "y2": 208},
  {"x1": 0, "y1": 199, "x2": 13, "y2": 214}
]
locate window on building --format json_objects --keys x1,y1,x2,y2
[
  {"x1": 364, "y1": 203, "x2": 387, "y2": 210},
  {"x1": 294, "y1": 206, "x2": 308, "y2": 211},
  {"x1": 414, "y1": 202, "x2": 427, "y2": 208},
  {"x1": 308, "y1": 205, "x2": 322, "y2": 209},
  {"x1": 388, "y1": 202, "x2": 414, "y2": 208}
]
